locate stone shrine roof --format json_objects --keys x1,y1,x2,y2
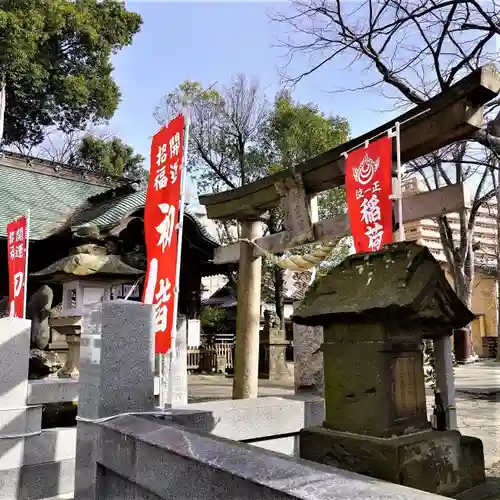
[
  {"x1": 293, "y1": 242, "x2": 476, "y2": 330},
  {"x1": 30, "y1": 243, "x2": 144, "y2": 282}
]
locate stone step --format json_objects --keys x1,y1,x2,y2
[{"x1": 454, "y1": 478, "x2": 500, "y2": 500}]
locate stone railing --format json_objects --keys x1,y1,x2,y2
[
  {"x1": 0, "y1": 318, "x2": 78, "y2": 500},
  {"x1": 73, "y1": 300, "x2": 448, "y2": 500},
  {"x1": 0, "y1": 302, "x2": 452, "y2": 500},
  {"x1": 93, "y1": 415, "x2": 448, "y2": 500}
]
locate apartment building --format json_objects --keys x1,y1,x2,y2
[{"x1": 402, "y1": 177, "x2": 498, "y2": 357}]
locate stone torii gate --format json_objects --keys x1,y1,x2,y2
[{"x1": 199, "y1": 64, "x2": 500, "y2": 399}]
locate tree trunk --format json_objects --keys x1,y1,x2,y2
[
  {"x1": 454, "y1": 266, "x2": 474, "y2": 363},
  {"x1": 267, "y1": 210, "x2": 285, "y2": 330},
  {"x1": 496, "y1": 166, "x2": 500, "y2": 361},
  {"x1": 273, "y1": 266, "x2": 285, "y2": 331}
]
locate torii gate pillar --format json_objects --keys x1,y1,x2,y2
[{"x1": 233, "y1": 219, "x2": 262, "y2": 399}]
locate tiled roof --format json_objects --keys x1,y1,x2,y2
[
  {"x1": 0, "y1": 153, "x2": 220, "y2": 249},
  {"x1": 70, "y1": 189, "x2": 146, "y2": 229},
  {"x1": 71, "y1": 188, "x2": 220, "y2": 247},
  {"x1": 0, "y1": 162, "x2": 108, "y2": 240}
]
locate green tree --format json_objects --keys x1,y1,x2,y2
[
  {"x1": 154, "y1": 77, "x2": 351, "y2": 325},
  {"x1": 69, "y1": 135, "x2": 146, "y2": 181},
  {"x1": 260, "y1": 92, "x2": 350, "y2": 323},
  {"x1": 154, "y1": 75, "x2": 269, "y2": 195},
  {"x1": 263, "y1": 91, "x2": 349, "y2": 170},
  {"x1": 0, "y1": 0, "x2": 142, "y2": 147}
]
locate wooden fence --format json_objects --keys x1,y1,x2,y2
[{"x1": 187, "y1": 343, "x2": 234, "y2": 373}]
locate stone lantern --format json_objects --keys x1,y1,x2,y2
[
  {"x1": 31, "y1": 224, "x2": 144, "y2": 378},
  {"x1": 293, "y1": 242, "x2": 485, "y2": 497}
]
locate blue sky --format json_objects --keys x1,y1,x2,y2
[{"x1": 109, "y1": 1, "x2": 398, "y2": 197}]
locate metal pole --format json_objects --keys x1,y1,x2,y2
[
  {"x1": 395, "y1": 121, "x2": 405, "y2": 241},
  {"x1": 160, "y1": 106, "x2": 191, "y2": 409},
  {"x1": 23, "y1": 209, "x2": 30, "y2": 319}
]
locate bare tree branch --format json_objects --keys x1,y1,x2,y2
[{"x1": 275, "y1": 0, "x2": 500, "y2": 358}]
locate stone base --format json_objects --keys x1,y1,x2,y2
[
  {"x1": 300, "y1": 426, "x2": 485, "y2": 496},
  {"x1": 259, "y1": 343, "x2": 290, "y2": 381}
]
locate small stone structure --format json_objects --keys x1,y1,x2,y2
[
  {"x1": 259, "y1": 309, "x2": 290, "y2": 380},
  {"x1": 31, "y1": 224, "x2": 143, "y2": 379},
  {"x1": 73, "y1": 298, "x2": 450, "y2": 499},
  {"x1": 292, "y1": 309, "x2": 324, "y2": 396},
  {"x1": 74, "y1": 299, "x2": 156, "y2": 500},
  {"x1": 293, "y1": 242, "x2": 485, "y2": 497}
]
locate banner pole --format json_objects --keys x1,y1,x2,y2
[
  {"x1": 160, "y1": 106, "x2": 191, "y2": 409},
  {"x1": 23, "y1": 210, "x2": 30, "y2": 319},
  {"x1": 395, "y1": 121, "x2": 405, "y2": 241}
]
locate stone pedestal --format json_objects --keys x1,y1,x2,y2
[
  {"x1": 322, "y1": 323, "x2": 429, "y2": 437},
  {"x1": 259, "y1": 341, "x2": 290, "y2": 380},
  {"x1": 293, "y1": 302, "x2": 324, "y2": 396},
  {"x1": 259, "y1": 323, "x2": 290, "y2": 381},
  {"x1": 74, "y1": 300, "x2": 156, "y2": 500},
  {"x1": 51, "y1": 316, "x2": 82, "y2": 379},
  {"x1": 300, "y1": 427, "x2": 484, "y2": 497},
  {"x1": 293, "y1": 243, "x2": 486, "y2": 497},
  {"x1": 160, "y1": 315, "x2": 188, "y2": 407}
]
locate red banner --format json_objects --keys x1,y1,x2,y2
[
  {"x1": 143, "y1": 115, "x2": 185, "y2": 354},
  {"x1": 7, "y1": 216, "x2": 28, "y2": 318},
  {"x1": 345, "y1": 136, "x2": 393, "y2": 253}
]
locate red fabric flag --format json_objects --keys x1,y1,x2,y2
[
  {"x1": 345, "y1": 136, "x2": 393, "y2": 253},
  {"x1": 143, "y1": 115, "x2": 185, "y2": 354},
  {"x1": 6, "y1": 216, "x2": 28, "y2": 318}
]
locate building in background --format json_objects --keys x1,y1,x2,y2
[
  {"x1": 402, "y1": 177, "x2": 498, "y2": 357},
  {"x1": 0, "y1": 150, "x2": 230, "y2": 332}
]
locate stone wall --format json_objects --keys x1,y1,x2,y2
[
  {"x1": 72, "y1": 300, "x2": 450, "y2": 500},
  {"x1": 0, "y1": 318, "x2": 77, "y2": 500},
  {"x1": 93, "y1": 414, "x2": 449, "y2": 499},
  {"x1": 169, "y1": 395, "x2": 324, "y2": 456}
]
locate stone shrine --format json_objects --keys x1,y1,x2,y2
[
  {"x1": 293, "y1": 242, "x2": 485, "y2": 496},
  {"x1": 31, "y1": 224, "x2": 143, "y2": 378}
]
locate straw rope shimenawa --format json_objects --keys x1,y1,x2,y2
[{"x1": 239, "y1": 238, "x2": 340, "y2": 272}]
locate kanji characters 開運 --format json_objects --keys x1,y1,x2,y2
[{"x1": 8, "y1": 234, "x2": 24, "y2": 260}]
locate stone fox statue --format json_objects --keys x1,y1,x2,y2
[{"x1": 26, "y1": 285, "x2": 53, "y2": 349}]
